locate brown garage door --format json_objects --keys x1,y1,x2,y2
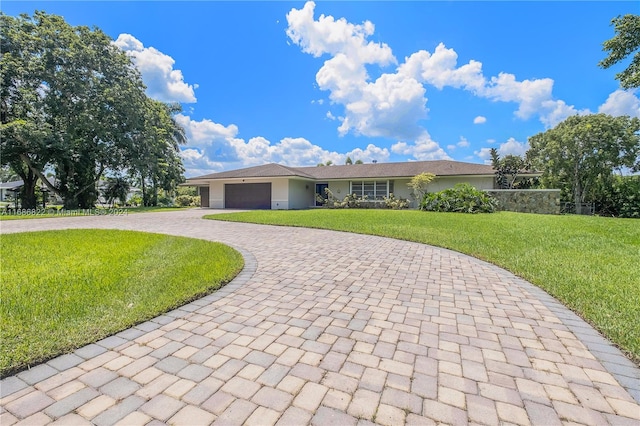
[{"x1": 225, "y1": 183, "x2": 272, "y2": 209}]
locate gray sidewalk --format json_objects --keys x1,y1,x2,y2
[{"x1": 1, "y1": 209, "x2": 639, "y2": 425}]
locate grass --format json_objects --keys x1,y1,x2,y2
[
  {"x1": 0, "y1": 205, "x2": 195, "y2": 221},
  {"x1": 0, "y1": 229, "x2": 243, "y2": 377},
  {"x1": 206, "y1": 209, "x2": 640, "y2": 363}
]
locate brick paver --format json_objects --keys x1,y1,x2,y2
[{"x1": 1, "y1": 209, "x2": 639, "y2": 425}]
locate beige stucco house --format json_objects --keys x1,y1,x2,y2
[{"x1": 186, "y1": 160, "x2": 502, "y2": 210}]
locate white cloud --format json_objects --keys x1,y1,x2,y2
[
  {"x1": 475, "y1": 137, "x2": 529, "y2": 163},
  {"x1": 539, "y1": 100, "x2": 584, "y2": 128},
  {"x1": 457, "y1": 136, "x2": 470, "y2": 148},
  {"x1": 285, "y1": 2, "x2": 586, "y2": 160},
  {"x1": 338, "y1": 72, "x2": 427, "y2": 139},
  {"x1": 499, "y1": 137, "x2": 529, "y2": 157},
  {"x1": 286, "y1": 1, "x2": 439, "y2": 153},
  {"x1": 176, "y1": 113, "x2": 394, "y2": 176},
  {"x1": 447, "y1": 136, "x2": 470, "y2": 151},
  {"x1": 345, "y1": 144, "x2": 390, "y2": 164},
  {"x1": 326, "y1": 111, "x2": 336, "y2": 120},
  {"x1": 399, "y1": 44, "x2": 485, "y2": 92},
  {"x1": 114, "y1": 34, "x2": 197, "y2": 103},
  {"x1": 481, "y1": 73, "x2": 553, "y2": 120},
  {"x1": 598, "y1": 89, "x2": 640, "y2": 118},
  {"x1": 286, "y1": 1, "x2": 394, "y2": 64},
  {"x1": 391, "y1": 132, "x2": 451, "y2": 161},
  {"x1": 180, "y1": 148, "x2": 224, "y2": 177}
]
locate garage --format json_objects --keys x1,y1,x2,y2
[{"x1": 225, "y1": 183, "x2": 272, "y2": 209}]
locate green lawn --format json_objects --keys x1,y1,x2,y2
[
  {"x1": 206, "y1": 210, "x2": 640, "y2": 364},
  {"x1": 0, "y1": 229, "x2": 243, "y2": 377},
  {"x1": 0, "y1": 205, "x2": 194, "y2": 220}
]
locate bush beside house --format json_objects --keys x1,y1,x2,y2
[{"x1": 420, "y1": 183, "x2": 498, "y2": 213}]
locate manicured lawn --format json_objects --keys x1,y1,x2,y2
[
  {"x1": 0, "y1": 229, "x2": 243, "y2": 377},
  {"x1": 0, "y1": 206, "x2": 194, "y2": 220},
  {"x1": 207, "y1": 210, "x2": 640, "y2": 364}
]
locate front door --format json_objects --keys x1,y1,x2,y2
[{"x1": 315, "y1": 183, "x2": 329, "y2": 206}]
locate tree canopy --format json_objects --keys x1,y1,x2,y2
[
  {"x1": 0, "y1": 11, "x2": 186, "y2": 209},
  {"x1": 599, "y1": 14, "x2": 640, "y2": 89},
  {"x1": 527, "y1": 113, "x2": 640, "y2": 214}
]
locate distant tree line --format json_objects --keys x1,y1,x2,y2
[{"x1": 1, "y1": 11, "x2": 186, "y2": 209}]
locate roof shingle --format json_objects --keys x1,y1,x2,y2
[{"x1": 188, "y1": 160, "x2": 496, "y2": 181}]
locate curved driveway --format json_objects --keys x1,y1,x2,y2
[{"x1": 1, "y1": 209, "x2": 639, "y2": 425}]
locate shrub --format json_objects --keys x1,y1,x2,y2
[
  {"x1": 595, "y1": 175, "x2": 640, "y2": 218},
  {"x1": 420, "y1": 183, "x2": 498, "y2": 213},
  {"x1": 129, "y1": 195, "x2": 143, "y2": 207},
  {"x1": 383, "y1": 194, "x2": 409, "y2": 209},
  {"x1": 175, "y1": 195, "x2": 201, "y2": 207},
  {"x1": 319, "y1": 189, "x2": 408, "y2": 209}
]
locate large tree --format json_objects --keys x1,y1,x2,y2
[
  {"x1": 128, "y1": 100, "x2": 186, "y2": 206},
  {"x1": 527, "y1": 114, "x2": 640, "y2": 214},
  {"x1": 599, "y1": 14, "x2": 640, "y2": 89},
  {"x1": 1, "y1": 11, "x2": 184, "y2": 209},
  {"x1": 1, "y1": 13, "x2": 52, "y2": 208}
]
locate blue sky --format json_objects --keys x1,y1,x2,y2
[{"x1": 4, "y1": 1, "x2": 640, "y2": 177}]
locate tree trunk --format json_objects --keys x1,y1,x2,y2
[
  {"x1": 19, "y1": 169, "x2": 38, "y2": 209},
  {"x1": 12, "y1": 164, "x2": 38, "y2": 209},
  {"x1": 574, "y1": 163, "x2": 581, "y2": 214}
]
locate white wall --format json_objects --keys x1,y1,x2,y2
[
  {"x1": 288, "y1": 179, "x2": 314, "y2": 209},
  {"x1": 209, "y1": 181, "x2": 224, "y2": 208},
  {"x1": 327, "y1": 181, "x2": 350, "y2": 198},
  {"x1": 271, "y1": 178, "x2": 289, "y2": 210}
]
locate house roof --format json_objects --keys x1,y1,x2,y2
[
  {"x1": 0, "y1": 180, "x2": 24, "y2": 190},
  {"x1": 188, "y1": 160, "x2": 498, "y2": 182}
]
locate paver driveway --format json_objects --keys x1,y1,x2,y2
[{"x1": 1, "y1": 209, "x2": 639, "y2": 425}]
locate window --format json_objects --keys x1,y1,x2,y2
[{"x1": 350, "y1": 180, "x2": 392, "y2": 199}]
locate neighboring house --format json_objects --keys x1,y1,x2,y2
[
  {"x1": 186, "y1": 160, "x2": 526, "y2": 210},
  {"x1": 0, "y1": 180, "x2": 23, "y2": 202},
  {"x1": 0, "y1": 179, "x2": 64, "y2": 206}
]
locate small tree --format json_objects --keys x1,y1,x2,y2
[
  {"x1": 490, "y1": 149, "x2": 537, "y2": 189},
  {"x1": 408, "y1": 172, "x2": 435, "y2": 201},
  {"x1": 345, "y1": 156, "x2": 353, "y2": 165},
  {"x1": 355, "y1": 159, "x2": 364, "y2": 164},
  {"x1": 103, "y1": 176, "x2": 130, "y2": 207}
]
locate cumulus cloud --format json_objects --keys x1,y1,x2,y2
[
  {"x1": 175, "y1": 113, "x2": 393, "y2": 176},
  {"x1": 598, "y1": 89, "x2": 640, "y2": 118},
  {"x1": 286, "y1": 1, "x2": 614, "y2": 151},
  {"x1": 345, "y1": 144, "x2": 391, "y2": 164},
  {"x1": 475, "y1": 137, "x2": 529, "y2": 163},
  {"x1": 399, "y1": 44, "x2": 485, "y2": 92},
  {"x1": 114, "y1": 34, "x2": 197, "y2": 103},
  {"x1": 391, "y1": 132, "x2": 451, "y2": 161},
  {"x1": 287, "y1": 1, "x2": 428, "y2": 142},
  {"x1": 180, "y1": 148, "x2": 224, "y2": 176},
  {"x1": 539, "y1": 100, "x2": 585, "y2": 128}
]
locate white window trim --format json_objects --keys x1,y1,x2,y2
[{"x1": 349, "y1": 180, "x2": 391, "y2": 199}]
